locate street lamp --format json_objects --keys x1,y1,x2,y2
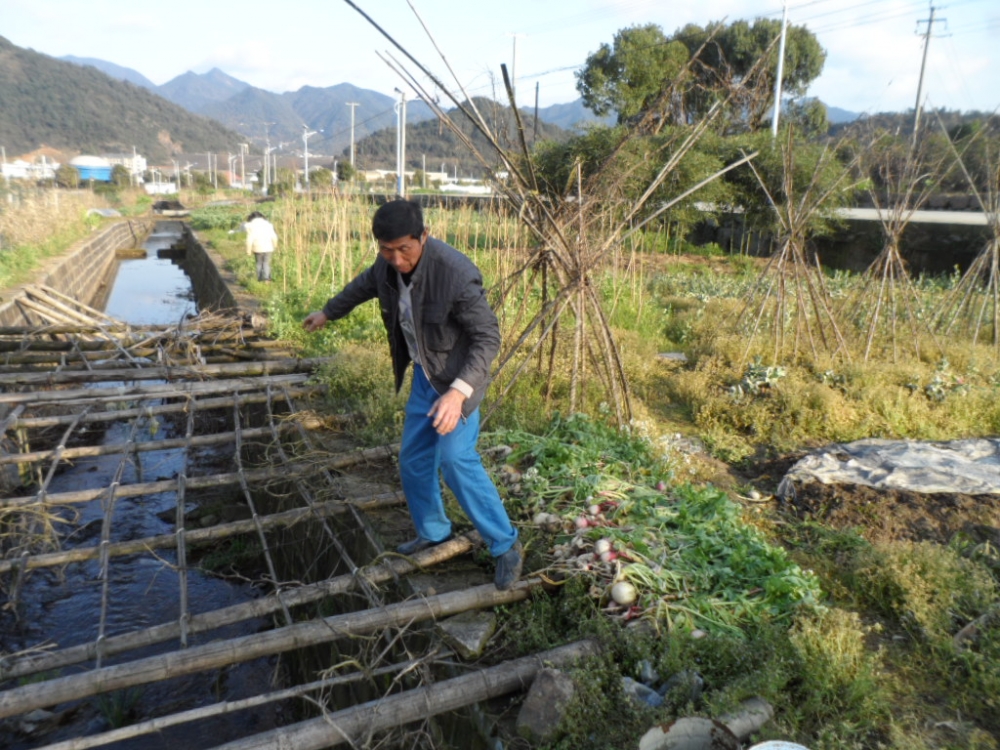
[
  {"x1": 240, "y1": 143, "x2": 248, "y2": 191},
  {"x1": 302, "y1": 125, "x2": 319, "y2": 192}
]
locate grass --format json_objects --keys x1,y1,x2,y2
[
  {"x1": 16, "y1": 190, "x2": 997, "y2": 749},
  {"x1": 97, "y1": 193, "x2": 1000, "y2": 748}
]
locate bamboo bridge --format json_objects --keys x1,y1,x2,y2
[{"x1": 0, "y1": 230, "x2": 582, "y2": 749}]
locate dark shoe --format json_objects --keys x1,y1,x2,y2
[
  {"x1": 494, "y1": 540, "x2": 523, "y2": 591},
  {"x1": 397, "y1": 533, "x2": 453, "y2": 556}
]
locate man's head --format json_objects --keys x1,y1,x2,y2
[
  {"x1": 372, "y1": 200, "x2": 427, "y2": 274},
  {"x1": 247, "y1": 211, "x2": 264, "y2": 221}
]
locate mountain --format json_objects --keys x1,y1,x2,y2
[
  {"x1": 826, "y1": 104, "x2": 860, "y2": 124},
  {"x1": 0, "y1": 36, "x2": 243, "y2": 162},
  {"x1": 158, "y1": 68, "x2": 250, "y2": 112},
  {"x1": 350, "y1": 97, "x2": 572, "y2": 177},
  {"x1": 198, "y1": 81, "x2": 436, "y2": 155},
  {"x1": 60, "y1": 55, "x2": 156, "y2": 90},
  {"x1": 534, "y1": 98, "x2": 615, "y2": 130}
]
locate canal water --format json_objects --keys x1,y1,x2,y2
[{"x1": 0, "y1": 224, "x2": 280, "y2": 749}]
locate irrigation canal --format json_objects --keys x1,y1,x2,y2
[{"x1": 0, "y1": 221, "x2": 561, "y2": 749}]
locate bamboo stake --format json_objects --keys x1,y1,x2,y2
[
  {"x1": 0, "y1": 579, "x2": 536, "y2": 719},
  {"x1": 211, "y1": 639, "x2": 599, "y2": 750}
]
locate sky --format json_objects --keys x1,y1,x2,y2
[{"x1": 4, "y1": 0, "x2": 998, "y2": 117}]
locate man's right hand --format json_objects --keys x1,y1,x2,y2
[{"x1": 302, "y1": 311, "x2": 329, "y2": 332}]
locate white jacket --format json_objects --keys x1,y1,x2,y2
[{"x1": 245, "y1": 217, "x2": 278, "y2": 254}]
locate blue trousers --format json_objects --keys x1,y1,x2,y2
[
  {"x1": 255, "y1": 252, "x2": 271, "y2": 281},
  {"x1": 399, "y1": 365, "x2": 518, "y2": 557}
]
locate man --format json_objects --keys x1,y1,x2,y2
[
  {"x1": 302, "y1": 200, "x2": 523, "y2": 590},
  {"x1": 244, "y1": 211, "x2": 278, "y2": 282}
]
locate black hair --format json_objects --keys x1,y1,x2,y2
[
  {"x1": 247, "y1": 211, "x2": 265, "y2": 221},
  {"x1": 372, "y1": 200, "x2": 424, "y2": 241}
]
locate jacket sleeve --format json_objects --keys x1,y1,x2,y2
[
  {"x1": 450, "y1": 275, "x2": 500, "y2": 393},
  {"x1": 321, "y1": 264, "x2": 380, "y2": 321}
]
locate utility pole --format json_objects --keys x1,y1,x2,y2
[
  {"x1": 263, "y1": 122, "x2": 275, "y2": 194},
  {"x1": 770, "y1": 0, "x2": 788, "y2": 138},
  {"x1": 303, "y1": 125, "x2": 318, "y2": 192},
  {"x1": 912, "y1": 4, "x2": 943, "y2": 148},
  {"x1": 346, "y1": 102, "x2": 359, "y2": 168},
  {"x1": 508, "y1": 33, "x2": 525, "y2": 101},
  {"x1": 394, "y1": 89, "x2": 407, "y2": 197},
  {"x1": 240, "y1": 143, "x2": 247, "y2": 190}
]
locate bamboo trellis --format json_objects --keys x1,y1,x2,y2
[{"x1": 0, "y1": 299, "x2": 571, "y2": 750}]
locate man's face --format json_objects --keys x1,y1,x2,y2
[{"x1": 378, "y1": 230, "x2": 427, "y2": 274}]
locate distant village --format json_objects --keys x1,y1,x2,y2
[{"x1": 0, "y1": 149, "x2": 494, "y2": 196}]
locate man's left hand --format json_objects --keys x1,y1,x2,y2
[{"x1": 428, "y1": 389, "x2": 466, "y2": 435}]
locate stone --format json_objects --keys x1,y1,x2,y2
[
  {"x1": 623, "y1": 676, "x2": 664, "y2": 708},
  {"x1": 436, "y1": 610, "x2": 496, "y2": 660},
  {"x1": 516, "y1": 667, "x2": 576, "y2": 744}
]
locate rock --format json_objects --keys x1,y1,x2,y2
[
  {"x1": 516, "y1": 667, "x2": 576, "y2": 744},
  {"x1": 638, "y1": 659, "x2": 660, "y2": 686},
  {"x1": 435, "y1": 610, "x2": 496, "y2": 660},
  {"x1": 623, "y1": 676, "x2": 663, "y2": 708},
  {"x1": 718, "y1": 696, "x2": 774, "y2": 741},
  {"x1": 658, "y1": 670, "x2": 704, "y2": 703},
  {"x1": 639, "y1": 717, "x2": 740, "y2": 750}
]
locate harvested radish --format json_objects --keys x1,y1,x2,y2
[{"x1": 611, "y1": 581, "x2": 637, "y2": 606}]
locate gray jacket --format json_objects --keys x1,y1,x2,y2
[{"x1": 321, "y1": 236, "x2": 500, "y2": 417}]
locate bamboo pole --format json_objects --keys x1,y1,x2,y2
[
  {"x1": 0, "y1": 491, "x2": 408, "y2": 575},
  {"x1": 231, "y1": 392, "x2": 292, "y2": 626},
  {"x1": 0, "y1": 458, "x2": 358, "y2": 509},
  {"x1": 24, "y1": 287, "x2": 113, "y2": 328},
  {"x1": 33, "y1": 284, "x2": 122, "y2": 326},
  {"x1": 0, "y1": 495, "x2": 441, "y2": 683},
  {"x1": 0, "y1": 373, "x2": 313, "y2": 406},
  {"x1": 211, "y1": 639, "x2": 600, "y2": 750},
  {"x1": 35, "y1": 654, "x2": 444, "y2": 750},
  {"x1": 11, "y1": 386, "x2": 324, "y2": 430},
  {"x1": 0, "y1": 357, "x2": 332, "y2": 387},
  {"x1": 0, "y1": 423, "x2": 298, "y2": 466},
  {"x1": 0, "y1": 339, "x2": 286, "y2": 354},
  {"x1": 0, "y1": 579, "x2": 536, "y2": 719}
]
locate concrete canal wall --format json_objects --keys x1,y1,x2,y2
[
  {"x1": 176, "y1": 223, "x2": 260, "y2": 316},
  {"x1": 0, "y1": 220, "x2": 150, "y2": 327}
]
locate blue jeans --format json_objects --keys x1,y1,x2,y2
[
  {"x1": 399, "y1": 365, "x2": 518, "y2": 557},
  {"x1": 255, "y1": 252, "x2": 271, "y2": 281}
]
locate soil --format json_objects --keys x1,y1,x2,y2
[{"x1": 743, "y1": 452, "x2": 1000, "y2": 546}]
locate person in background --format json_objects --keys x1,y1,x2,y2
[
  {"x1": 244, "y1": 211, "x2": 278, "y2": 282},
  {"x1": 301, "y1": 199, "x2": 523, "y2": 590}
]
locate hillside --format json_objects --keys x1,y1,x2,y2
[
  {"x1": 351, "y1": 97, "x2": 572, "y2": 178},
  {"x1": 0, "y1": 37, "x2": 243, "y2": 162}
]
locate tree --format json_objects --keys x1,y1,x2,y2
[
  {"x1": 110, "y1": 164, "x2": 130, "y2": 188},
  {"x1": 576, "y1": 24, "x2": 689, "y2": 123},
  {"x1": 55, "y1": 164, "x2": 80, "y2": 189},
  {"x1": 576, "y1": 19, "x2": 826, "y2": 132},
  {"x1": 309, "y1": 167, "x2": 334, "y2": 189},
  {"x1": 336, "y1": 161, "x2": 356, "y2": 183}
]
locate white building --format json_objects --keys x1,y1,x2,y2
[{"x1": 102, "y1": 152, "x2": 147, "y2": 180}]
